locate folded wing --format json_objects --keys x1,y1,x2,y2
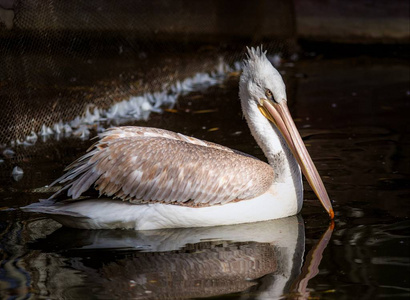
[{"x1": 52, "y1": 126, "x2": 274, "y2": 207}]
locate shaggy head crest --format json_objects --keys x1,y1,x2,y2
[{"x1": 244, "y1": 46, "x2": 269, "y2": 67}]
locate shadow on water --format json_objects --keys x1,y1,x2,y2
[{"x1": 0, "y1": 54, "x2": 409, "y2": 299}]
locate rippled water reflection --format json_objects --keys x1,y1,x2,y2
[
  {"x1": 1, "y1": 56, "x2": 409, "y2": 299},
  {"x1": 26, "y1": 216, "x2": 308, "y2": 299}
]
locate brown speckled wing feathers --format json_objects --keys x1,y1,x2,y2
[{"x1": 53, "y1": 127, "x2": 274, "y2": 206}]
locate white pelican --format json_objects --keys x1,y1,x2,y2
[{"x1": 23, "y1": 47, "x2": 334, "y2": 230}]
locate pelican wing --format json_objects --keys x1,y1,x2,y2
[{"x1": 53, "y1": 126, "x2": 274, "y2": 206}]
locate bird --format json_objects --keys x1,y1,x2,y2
[{"x1": 23, "y1": 47, "x2": 334, "y2": 230}]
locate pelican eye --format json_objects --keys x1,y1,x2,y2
[{"x1": 265, "y1": 89, "x2": 277, "y2": 103}]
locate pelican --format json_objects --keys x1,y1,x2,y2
[{"x1": 23, "y1": 47, "x2": 334, "y2": 230}]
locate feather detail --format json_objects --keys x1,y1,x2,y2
[{"x1": 51, "y1": 126, "x2": 274, "y2": 207}]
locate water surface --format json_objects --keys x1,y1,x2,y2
[{"x1": 0, "y1": 55, "x2": 409, "y2": 299}]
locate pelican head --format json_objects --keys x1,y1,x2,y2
[
  {"x1": 240, "y1": 47, "x2": 287, "y2": 107},
  {"x1": 239, "y1": 47, "x2": 334, "y2": 219}
]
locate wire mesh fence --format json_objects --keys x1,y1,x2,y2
[{"x1": 0, "y1": 0, "x2": 295, "y2": 151}]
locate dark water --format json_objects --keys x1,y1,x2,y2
[{"x1": 1, "y1": 56, "x2": 409, "y2": 299}]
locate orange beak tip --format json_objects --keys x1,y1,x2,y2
[{"x1": 329, "y1": 208, "x2": 335, "y2": 220}]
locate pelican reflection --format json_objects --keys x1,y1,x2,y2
[{"x1": 28, "y1": 216, "x2": 333, "y2": 299}]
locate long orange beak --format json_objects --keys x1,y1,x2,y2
[{"x1": 259, "y1": 99, "x2": 334, "y2": 219}]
